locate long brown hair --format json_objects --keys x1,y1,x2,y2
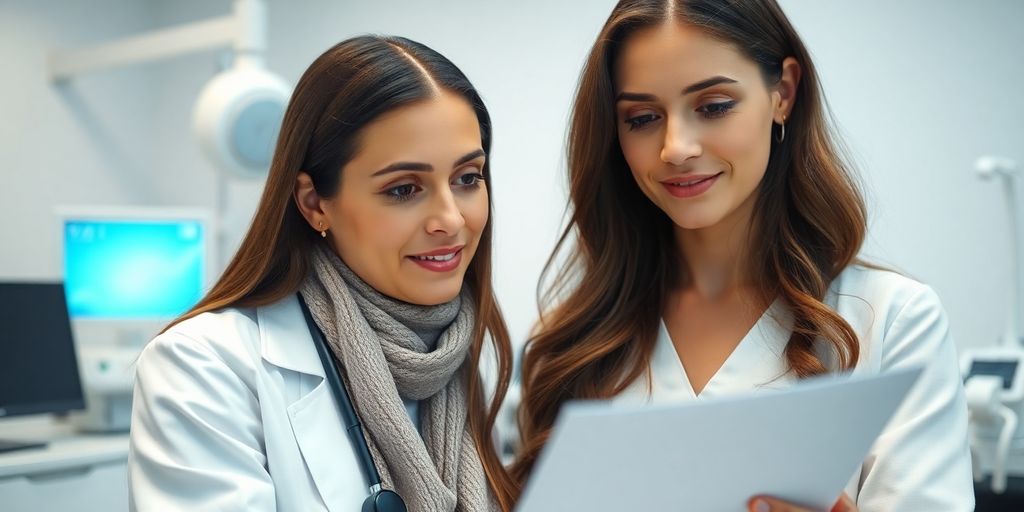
[
  {"x1": 512, "y1": 0, "x2": 867, "y2": 486},
  {"x1": 167, "y1": 36, "x2": 517, "y2": 510}
]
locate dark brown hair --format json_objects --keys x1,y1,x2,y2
[
  {"x1": 513, "y1": 0, "x2": 867, "y2": 487},
  {"x1": 166, "y1": 36, "x2": 517, "y2": 510}
]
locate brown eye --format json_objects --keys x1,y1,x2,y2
[
  {"x1": 697, "y1": 100, "x2": 737, "y2": 119},
  {"x1": 456, "y1": 172, "x2": 485, "y2": 187},
  {"x1": 383, "y1": 183, "x2": 421, "y2": 202},
  {"x1": 624, "y1": 113, "x2": 660, "y2": 131}
]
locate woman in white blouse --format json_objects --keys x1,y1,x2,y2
[{"x1": 510, "y1": 1, "x2": 973, "y2": 511}]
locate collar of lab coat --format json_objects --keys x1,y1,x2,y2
[{"x1": 258, "y1": 293, "x2": 325, "y2": 378}]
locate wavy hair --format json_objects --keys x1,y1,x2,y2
[{"x1": 512, "y1": 0, "x2": 867, "y2": 487}]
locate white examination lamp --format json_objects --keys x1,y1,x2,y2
[{"x1": 192, "y1": 58, "x2": 289, "y2": 179}]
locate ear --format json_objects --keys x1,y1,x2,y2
[
  {"x1": 294, "y1": 172, "x2": 331, "y2": 233},
  {"x1": 773, "y1": 57, "x2": 802, "y2": 123}
]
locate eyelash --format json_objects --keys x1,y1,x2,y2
[
  {"x1": 623, "y1": 100, "x2": 738, "y2": 131},
  {"x1": 381, "y1": 172, "x2": 487, "y2": 203},
  {"x1": 697, "y1": 100, "x2": 737, "y2": 119},
  {"x1": 457, "y1": 172, "x2": 486, "y2": 188},
  {"x1": 625, "y1": 114, "x2": 659, "y2": 131},
  {"x1": 383, "y1": 183, "x2": 420, "y2": 203}
]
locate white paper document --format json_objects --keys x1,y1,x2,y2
[{"x1": 517, "y1": 366, "x2": 924, "y2": 512}]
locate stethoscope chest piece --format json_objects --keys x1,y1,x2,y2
[{"x1": 362, "y1": 488, "x2": 407, "y2": 512}]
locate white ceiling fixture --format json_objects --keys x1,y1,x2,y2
[{"x1": 49, "y1": 0, "x2": 290, "y2": 180}]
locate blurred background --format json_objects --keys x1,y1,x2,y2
[{"x1": 0, "y1": 0, "x2": 1022, "y2": 510}]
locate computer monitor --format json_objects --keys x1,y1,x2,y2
[
  {"x1": 56, "y1": 206, "x2": 216, "y2": 346},
  {"x1": 0, "y1": 282, "x2": 85, "y2": 452}
]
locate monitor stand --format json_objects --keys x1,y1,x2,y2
[{"x1": 0, "y1": 439, "x2": 47, "y2": 454}]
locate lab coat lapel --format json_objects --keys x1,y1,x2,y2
[
  {"x1": 258, "y1": 295, "x2": 363, "y2": 512},
  {"x1": 258, "y1": 294, "x2": 324, "y2": 377}
]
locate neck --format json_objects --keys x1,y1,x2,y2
[{"x1": 674, "y1": 195, "x2": 758, "y2": 300}]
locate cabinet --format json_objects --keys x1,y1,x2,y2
[{"x1": 0, "y1": 419, "x2": 128, "y2": 512}]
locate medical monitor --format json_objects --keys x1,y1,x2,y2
[{"x1": 56, "y1": 206, "x2": 215, "y2": 346}]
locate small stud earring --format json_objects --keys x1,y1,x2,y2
[{"x1": 318, "y1": 221, "x2": 327, "y2": 238}]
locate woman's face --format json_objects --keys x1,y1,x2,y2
[
  {"x1": 300, "y1": 91, "x2": 489, "y2": 306},
  {"x1": 614, "y1": 22, "x2": 794, "y2": 232}
]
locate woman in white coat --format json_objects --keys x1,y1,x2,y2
[
  {"x1": 512, "y1": 1, "x2": 973, "y2": 511},
  {"x1": 128, "y1": 36, "x2": 518, "y2": 512}
]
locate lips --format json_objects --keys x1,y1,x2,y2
[
  {"x1": 408, "y1": 245, "x2": 464, "y2": 273},
  {"x1": 666, "y1": 174, "x2": 718, "y2": 186},
  {"x1": 410, "y1": 252, "x2": 457, "y2": 262},
  {"x1": 660, "y1": 172, "x2": 723, "y2": 198}
]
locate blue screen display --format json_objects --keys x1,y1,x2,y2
[{"x1": 64, "y1": 219, "x2": 205, "y2": 318}]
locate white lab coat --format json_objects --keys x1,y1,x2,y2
[
  {"x1": 128, "y1": 294, "x2": 404, "y2": 511},
  {"x1": 614, "y1": 264, "x2": 975, "y2": 511}
]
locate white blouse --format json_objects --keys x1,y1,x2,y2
[{"x1": 614, "y1": 265, "x2": 974, "y2": 511}]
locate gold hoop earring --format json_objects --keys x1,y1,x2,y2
[
  {"x1": 775, "y1": 116, "x2": 786, "y2": 143},
  {"x1": 318, "y1": 221, "x2": 327, "y2": 238}
]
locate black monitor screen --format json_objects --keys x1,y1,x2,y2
[
  {"x1": 0, "y1": 282, "x2": 85, "y2": 417},
  {"x1": 967, "y1": 360, "x2": 1019, "y2": 390}
]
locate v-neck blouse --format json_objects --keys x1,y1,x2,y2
[
  {"x1": 613, "y1": 265, "x2": 973, "y2": 511},
  {"x1": 647, "y1": 297, "x2": 794, "y2": 401}
]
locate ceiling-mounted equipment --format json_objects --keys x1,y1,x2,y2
[{"x1": 49, "y1": 0, "x2": 289, "y2": 179}]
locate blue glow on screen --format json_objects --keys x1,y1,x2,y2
[{"x1": 64, "y1": 220, "x2": 205, "y2": 318}]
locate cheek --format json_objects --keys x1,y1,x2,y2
[
  {"x1": 335, "y1": 199, "x2": 413, "y2": 260},
  {"x1": 713, "y1": 117, "x2": 772, "y2": 180},
  {"x1": 462, "y1": 189, "x2": 490, "y2": 236},
  {"x1": 737, "y1": 125, "x2": 770, "y2": 178},
  {"x1": 619, "y1": 131, "x2": 649, "y2": 171},
  {"x1": 618, "y1": 131, "x2": 663, "y2": 187}
]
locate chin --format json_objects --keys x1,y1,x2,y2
[
  {"x1": 666, "y1": 209, "x2": 722, "y2": 231},
  {"x1": 403, "y1": 281, "x2": 463, "y2": 306}
]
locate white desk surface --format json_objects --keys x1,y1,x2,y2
[{"x1": 0, "y1": 415, "x2": 128, "y2": 479}]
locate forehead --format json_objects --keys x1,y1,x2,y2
[
  {"x1": 614, "y1": 23, "x2": 761, "y2": 91},
  {"x1": 349, "y1": 91, "x2": 482, "y2": 169}
]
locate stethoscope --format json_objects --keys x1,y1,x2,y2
[{"x1": 297, "y1": 294, "x2": 408, "y2": 512}]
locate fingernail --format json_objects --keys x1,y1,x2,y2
[{"x1": 753, "y1": 499, "x2": 771, "y2": 512}]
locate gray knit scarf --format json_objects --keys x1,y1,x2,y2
[{"x1": 299, "y1": 245, "x2": 497, "y2": 512}]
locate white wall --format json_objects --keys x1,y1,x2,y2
[
  {"x1": 2, "y1": 0, "x2": 1022, "y2": 353},
  {"x1": 780, "y1": 0, "x2": 1024, "y2": 350},
  {"x1": 0, "y1": 0, "x2": 160, "y2": 280}
]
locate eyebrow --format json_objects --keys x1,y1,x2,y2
[
  {"x1": 371, "y1": 149, "x2": 486, "y2": 177},
  {"x1": 682, "y1": 76, "x2": 738, "y2": 95},
  {"x1": 616, "y1": 75, "x2": 739, "y2": 102}
]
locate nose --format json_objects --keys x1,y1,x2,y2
[
  {"x1": 424, "y1": 188, "x2": 466, "y2": 236},
  {"x1": 660, "y1": 116, "x2": 702, "y2": 166}
]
